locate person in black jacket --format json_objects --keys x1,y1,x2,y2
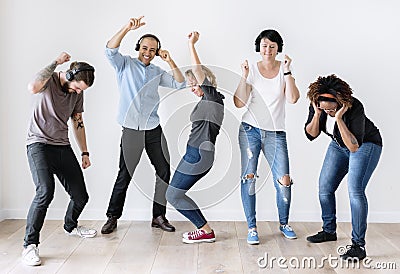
[{"x1": 304, "y1": 74, "x2": 382, "y2": 261}]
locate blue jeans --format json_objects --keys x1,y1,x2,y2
[
  {"x1": 166, "y1": 145, "x2": 214, "y2": 229},
  {"x1": 319, "y1": 141, "x2": 382, "y2": 246},
  {"x1": 238, "y1": 122, "x2": 292, "y2": 229},
  {"x1": 24, "y1": 143, "x2": 89, "y2": 247}
]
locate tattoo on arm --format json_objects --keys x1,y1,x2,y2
[
  {"x1": 72, "y1": 113, "x2": 84, "y2": 130},
  {"x1": 37, "y1": 61, "x2": 58, "y2": 82},
  {"x1": 350, "y1": 136, "x2": 358, "y2": 145}
]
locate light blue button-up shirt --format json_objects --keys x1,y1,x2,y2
[{"x1": 106, "y1": 47, "x2": 186, "y2": 130}]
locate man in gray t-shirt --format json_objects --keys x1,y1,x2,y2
[{"x1": 22, "y1": 52, "x2": 96, "y2": 267}]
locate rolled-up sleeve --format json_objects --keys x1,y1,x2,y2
[
  {"x1": 105, "y1": 46, "x2": 125, "y2": 72},
  {"x1": 159, "y1": 71, "x2": 186, "y2": 90},
  {"x1": 304, "y1": 104, "x2": 319, "y2": 141},
  {"x1": 347, "y1": 103, "x2": 366, "y2": 146}
]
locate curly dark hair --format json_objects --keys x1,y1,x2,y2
[{"x1": 307, "y1": 74, "x2": 353, "y2": 108}]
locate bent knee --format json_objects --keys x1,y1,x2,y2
[
  {"x1": 277, "y1": 175, "x2": 292, "y2": 187},
  {"x1": 241, "y1": 173, "x2": 256, "y2": 183}
]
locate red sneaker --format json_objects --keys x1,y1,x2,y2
[{"x1": 182, "y1": 229, "x2": 216, "y2": 244}]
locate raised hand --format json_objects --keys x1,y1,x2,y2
[
  {"x1": 241, "y1": 60, "x2": 249, "y2": 79},
  {"x1": 56, "y1": 52, "x2": 71, "y2": 65},
  {"x1": 127, "y1": 16, "x2": 146, "y2": 31},
  {"x1": 188, "y1": 31, "x2": 200, "y2": 45},
  {"x1": 283, "y1": 54, "x2": 292, "y2": 71},
  {"x1": 158, "y1": 49, "x2": 171, "y2": 62}
]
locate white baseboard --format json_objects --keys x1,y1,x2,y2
[
  {"x1": 0, "y1": 209, "x2": 5, "y2": 222},
  {"x1": 1, "y1": 208, "x2": 399, "y2": 223}
]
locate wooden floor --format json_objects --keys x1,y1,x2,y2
[{"x1": 0, "y1": 220, "x2": 399, "y2": 273}]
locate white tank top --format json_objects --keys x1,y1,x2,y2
[{"x1": 242, "y1": 62, "x2": 286, "y2": 131}]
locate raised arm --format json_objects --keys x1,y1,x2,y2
[
  {"x1": 283, "y1": 55, "x2": 300, "y2": 104},
  {"x1": 71, "y1": 113, "x2": 91, "y2": 169},
  {"x1": 28, "y1": 52, "x2": 70, "y2": 94},
  {"x1": 233, "y1": 60, "x2": 252, "y2": 108},
  {"x1": 107, "y1": 16, "x2": 145, "y2": 49},
  {"x1": 187, "y1": 31, "x2": 205, "y2": 84}
]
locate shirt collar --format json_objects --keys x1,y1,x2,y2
[{"x1": 134, "y1": 58, "x2": 154, "y2": 68}]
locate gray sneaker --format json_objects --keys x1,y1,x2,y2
[{"x1": 65, "y1": 226, "x2": 97, "y2": 238}]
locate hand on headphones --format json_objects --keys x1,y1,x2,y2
[
  {"x1": 188, "y1": 31, "x2": 200, "y2": 45},
  {"x1": 56, "y1": 52, "x2": 71, "y2": 65},
  {"x1": 127, "y1": 16, "x2": 146, "y2": 31},
  {"x1": 158, "y1": 49, "x2": 171, "y2": 62}
]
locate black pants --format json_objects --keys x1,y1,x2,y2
[
  {"x1": 106, "y1": 126, "x2": 170, "y2": 219},
  {"x1": 24, "y1": 143, "x2": 88, "y2": 247}
]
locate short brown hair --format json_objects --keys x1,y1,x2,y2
[{"x1": 69, "y1": 62, "x2": 95, "y2": 87}]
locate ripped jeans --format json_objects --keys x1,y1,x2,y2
[{"x1": 238, "y1": 122, "x2": 292, "y2": 229}]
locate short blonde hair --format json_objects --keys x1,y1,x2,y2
[{"x1": 185, "y1": 65, "x2": 217, "y2": 88}]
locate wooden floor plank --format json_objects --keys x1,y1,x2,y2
[{"x1": 0, "y1": 220, "x2": 398, "y2": 274}]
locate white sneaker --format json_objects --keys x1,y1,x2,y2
[
  {"x1": 65, "y1": 226, "x2": 97, "y2": 238},
  {"x1": 22, "y1": 244, "x2": 41, "y2": 266}
]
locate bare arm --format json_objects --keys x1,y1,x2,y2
[
  {"x1": 71, "y1": 113, "x2": 91, "y2": 169},
  {"x1": 234, "y1": 60, "x2": 252, "y2": 108},
  {"x1": 158, "y1": 49, "x2": 185, "y2": 83},
  {"x1": 283, "y1": 55, "x2": 300, "y2": 104},
  {"x1": 107, "y1": 16, "x2": 145, "y2": 49},
  {"x1": 187, "y1": 32, "x2": 205, "y2": 84},
  {"x1": 305, "y1": 102, "x2": 322, "y2": 138},
  {"x1": 335, "y1": 106, "x2": 359, "y2": 152},
  {"x1": 28, "y1": 52, "x2": 71, "y2": 94}
]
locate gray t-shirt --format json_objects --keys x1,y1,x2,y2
[
  {"x1": 27, "y1": 72, "x2": 84, "y2": 145},
  {"x1": 187, "y1": 78, "x2": 225, "y2": 151}
]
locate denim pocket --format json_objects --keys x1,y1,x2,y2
[{"x1": 240, "y1": 122, "x2": 253, "y2": 132}]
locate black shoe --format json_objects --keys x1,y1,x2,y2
[
  {"x1": 340, "y1": 243, "x2": 366, "y2": 260},
  {"x1": 151, "y1": 215, "x2": 176, "y2": 232},
  {"x1": 101, "y1": 216, "x2": 118, "y2": 234},
  {"x1": 306, "y1": 231, "x2": 337, "y2": 243}
]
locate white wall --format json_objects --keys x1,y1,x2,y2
[{"x1": 1, "y1": 0, "x2": 399, "y2": 223}]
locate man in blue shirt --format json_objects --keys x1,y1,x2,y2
[{"x1": 101, "y1": 16, "x2": 186, "y2": 234}]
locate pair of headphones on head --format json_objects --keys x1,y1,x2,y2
[
  {"x1": 66, "y1": 63, "x2": 95, "y2": 81},
  {"x1": 135, "y1": 34, "x2": 161, "y2": 56}
]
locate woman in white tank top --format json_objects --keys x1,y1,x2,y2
[{"x1": 233, "y1": 29, "x2": 300, "y2": 245}]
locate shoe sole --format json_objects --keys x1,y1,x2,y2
[
  {"x1": 101, "y1": 230, "x2": 115, "y2": 234},
  {"x1": 65, "y1": 231, "x2": 97, "y2": 238},
  {"x1": 247, "y1": 240, "x2": 260, "y2": 245},
  {"x1": 306, "y1": 238, "x2": 337, "y2": 243},
  {"x1": 101, "y1": 226, "x2": 117, "y2": 234},
  {"x1": 151, "y1": 224, "x2": 176, "y2": 232},
  {"x1": 79, "y1": 233, "x2": 97, "y2": 238},
  {"x1": 341, "y1": 255, "x2": 366, "y2": 261},
  {"x1": 22, "y1": 258, "x2": 41, "y2": 266},
  {"x1": 281, "y1": 233, "x2": 297, "y2": 239},
  {"x1": 182, "y1": 238, "x2": 216, "y2": 244}
]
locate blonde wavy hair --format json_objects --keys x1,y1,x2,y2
[{"x1": 185, "y1": 65, "x2": 217, "y2": 88}]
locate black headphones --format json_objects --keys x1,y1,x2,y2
[
  {"x1": 135, "y1": 34, "x2": 161, "y2": 56},
  {"x1": 65, "y1": 64, "x2": 95, "y2": 81}
]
